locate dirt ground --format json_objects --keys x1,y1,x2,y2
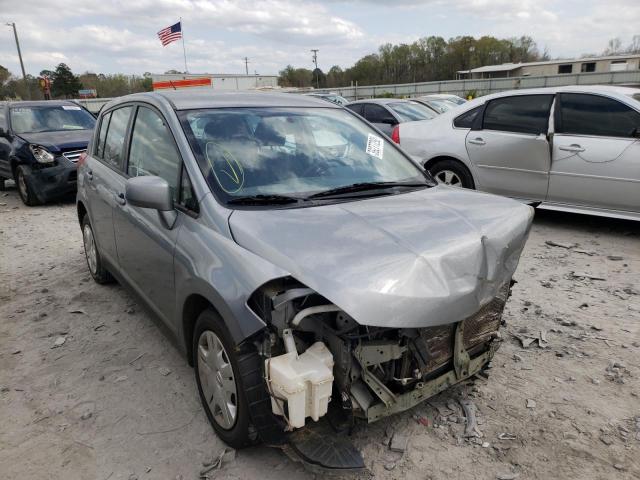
[{"x1": 1, "y1": 182, "x2": 639, "y2": 480}]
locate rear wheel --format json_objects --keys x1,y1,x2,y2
[
  {"x1": 81, "y1": 215, "x2": 113, "y2": 284},
  {"x1": 428, "y1": 159, "x2": 474, "y2": 189},
  {"x1": 15, "y1": 165, "x2": 40, "y2": 206}
]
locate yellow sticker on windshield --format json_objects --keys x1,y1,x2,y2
[{"x1": 205, "y1": 142, "x2": 245, "y2": 194}]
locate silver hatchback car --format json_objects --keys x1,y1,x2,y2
[
  {"x1": 399, "y1": 86, "x2": 640, "y2": 221},
  {"x1": 77, "y1": 91, "x2": 533, "y2": 470}
]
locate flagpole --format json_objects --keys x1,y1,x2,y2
[{"x1": 180, "y1": 17, "x2": 188, "y2": 73}]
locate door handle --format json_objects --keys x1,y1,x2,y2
[
  {"x1": 468, "y1": 137, "x2": 486, "y2": 145},
  {"x1": 87, "y1": 170, "x2": 93, "y2": 180},
  {"x1": 559, "y1": 144, "x2": 585, "y2": 153},
  {"x1": 115, "y1": 192, "x2": 126, "y2": 205}
]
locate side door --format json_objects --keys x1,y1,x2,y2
[
  {"x1": 0, "y1": 105, "x2": 11, "y2": 179},
  {"x1": 549, "y1": 93, "x2": 640, "y2": 212},
  {"x1": 465, "y1": 94, "x2": 553, "y2": 200},
  {"x1": 84, "y1": 105, "x2": 134, "y2": 267},
  {"x1": 362, "y1": 104, "x2": 398, "y2": 136},
  {"x1": 113, "y1": 105, "x2": 185, "y2": 325}
]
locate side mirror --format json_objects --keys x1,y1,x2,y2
[{"x1": 126, "y1": 175, "x2": 173, "y2": 211}]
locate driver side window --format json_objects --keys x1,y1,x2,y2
[{"x1": 128, "y1": 106, "x2": 181, "y2": 202}]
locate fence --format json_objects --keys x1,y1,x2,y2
[
  {"x1": 311, "y1": 70, "x2": 640, "y2": 100},
  {"x1": 74, "y1": 70, "x2": 640, "y2": 111}
]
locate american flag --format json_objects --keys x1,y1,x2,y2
[{"x1": 157, "y1": 22, "x2": 182, "y2": 47}]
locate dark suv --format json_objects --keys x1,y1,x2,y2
[{"x1": 0, "y1": 100, "x2": 96, "y2": 205}]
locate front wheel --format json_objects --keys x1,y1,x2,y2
[
  {"x1": 428, "y1": 159, "x2": 475, "y2": 189},
  {"x1": 194, "y1": 310, "x2": 257, "y2": 448},
  {"x1": 16, "y1": 165, "x2": 40, "y2": 206}
]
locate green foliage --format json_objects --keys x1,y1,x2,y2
[
  {"x1": 51, "y1": 63, "x2": 83, "y2": 98},
  {"x1": 279, "y1": 35, "x2": 547, "y2": 88}
]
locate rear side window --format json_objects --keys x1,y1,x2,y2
[
  {"x1": 95, "y1": 112, "x2": 110, "y2": 158},
  {"x1": 364, "y1": 104, "x2": 396, "y2": 124},
  {"x1": 103, "y1": 106, "x2": 133, "y2": 170},
  {"x1": 0, "y1": 106, "x2": 6, "y2": 131},
  {"x1": 345, "y1": 103, "x2": 363, "y2": 116},
  {"x1": 557, "y1": 93, "x2": 640, "y2": 138},
  {"x1": 483, "y1": 95, "x2": 553, "y2": 135},
  {"x1": 454, "y1": 106, "x2": 482, "y2": 128},
  {"x1": 128, "y1": 106, "x2": 181, "y2": 202}
]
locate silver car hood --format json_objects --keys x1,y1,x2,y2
[{"x1": 229, "y1": 186, "x2": 534, "y2": 328}]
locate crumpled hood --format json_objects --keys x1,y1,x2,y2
[
  {"x1": 229, "y1": 186, "x2": 534, "y2": 328},
  {"x1": 18, "y1": 130, "x2": 91, "y2": 153}
]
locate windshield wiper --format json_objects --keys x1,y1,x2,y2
[
  {"x1": 308, "y1": 181, "x2": 428, "y2": 199},
  {"x1": 226, "y1": 194, "x2": 305, "y2": 206}
]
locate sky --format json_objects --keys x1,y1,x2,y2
[{"x1": 0, "y1": 0, "x2": 639, "y2": 77}]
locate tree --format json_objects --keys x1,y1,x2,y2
[
  {"x1": 604, "y1": 38, "x2": 622, "y2": 55},
  {"x1": 51, "y1": 63, "x2": 83, "y2": 98}
]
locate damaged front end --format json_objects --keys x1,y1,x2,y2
[{"x1": 247, "y1": 276, "x2": 512, "y2": 468}]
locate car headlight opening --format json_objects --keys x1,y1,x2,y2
[{"x1": 29, "y1": 145, "x2": 55, "y2": 164}]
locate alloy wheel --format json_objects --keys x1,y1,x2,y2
[
  {"x1": 435, "y1": 169, "x2": 462, "y2": 187},
  {"x1": 197, "y1": 330, "x2": 238, "y2": 430}
]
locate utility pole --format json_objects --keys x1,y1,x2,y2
[
  {"x1": 243, "y1": 57, "x2": 249, "y2": 75},
  {"x1": 311, "y1": 49, "x2": 319, "y2": 89},
  {"x1": 6, "y1": 22, "x2": 29, "y2": 99}
]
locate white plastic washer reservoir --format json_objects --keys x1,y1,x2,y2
[{"x1": 266, "y1": 329, "x2": 334, "y2": 428}]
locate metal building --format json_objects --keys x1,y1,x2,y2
[{"x1": 150, "y1": 73, "x2": 279, "y2": 91}]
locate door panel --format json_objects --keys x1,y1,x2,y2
[
  {"x1": 548, "y1": 93, "x2": 640, "y2": 212},
  {"x1": 549, "y1": 135, "x2": 640, "y2": 211},
  {"x1": 465, "y1": 94, "x2": 554, "y2": 200},
  {"x1": 84, "y1": 106, "x2": 133, "y2": 264},
  {"x1": 113, "y1": 202, "x2": 182, "y2": 324},
  {"x1": 466, "y1": 131, "x2": 550, "y2": 199}
]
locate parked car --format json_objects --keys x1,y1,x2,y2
[
  {"x1": 420, "y1": 93, "x2": 467, "y2": 105},
  {"x1": 411, "y1": 96, "x2": 460, "y2": 114},
  {"x1": 398, "y1": 86, "x2": 640, "y2": 221},
  {"x1": 345, "y1": 98, "x2": 437, "y2": 137},
  {"x1": 77, "y1": 90, "x2": 533, "y2": 470},
  {"x1": 303, "y1": 92, "x2": 349, "y2": 106},
  {"x1": 0, "y1": 100, "x2": 96, "y2": 205}
]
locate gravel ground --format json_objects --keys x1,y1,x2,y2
[{"x1": 1, "y1": 183, "x2": 639, "y2": 480}]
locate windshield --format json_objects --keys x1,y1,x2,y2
[
  {"x1": 10, "y1": 105, "x2": 96, "y2": 134},
  {"x1": 424, "y1": 99, "x2": 456, "y2": 113},
  {"x1": 388, "y1": 102, "x2": 436, "y2": 121},
  {"x1": 179, "y1": 107, "x2": 429, "y2": 205}
]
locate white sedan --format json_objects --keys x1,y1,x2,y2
[{"x1": 397, "y1": 85, "x2": 640, "y2": 221}]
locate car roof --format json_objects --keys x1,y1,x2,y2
[
  {"x1": 111, "y1": 90, "x2": 340, "y2": 111},
  {"x1": 479, "y1": 84, "x2": 640, "y2": 102},
  {"x1": 346, "y1": 98, "x2": 416, "y2": 106},
  {"x1": 5, "y1": 100, "x2": 81, "y2": 108}
]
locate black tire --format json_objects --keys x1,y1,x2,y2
[
  {"x1": 81, "y1": 215, "x2": 113, "y2": 284},
  {"x1": 15, "y1": 165, "x2": 41, "y2": 206},
  {"x1": 193, "y1": 310, "x2": 265, "y2": 448},
  {"x1": 428, "y1": 159, "x2": 475, "y2": 189},
  {"x1": 0, "y1": 178, "x2": 6, "y2": 191}
]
